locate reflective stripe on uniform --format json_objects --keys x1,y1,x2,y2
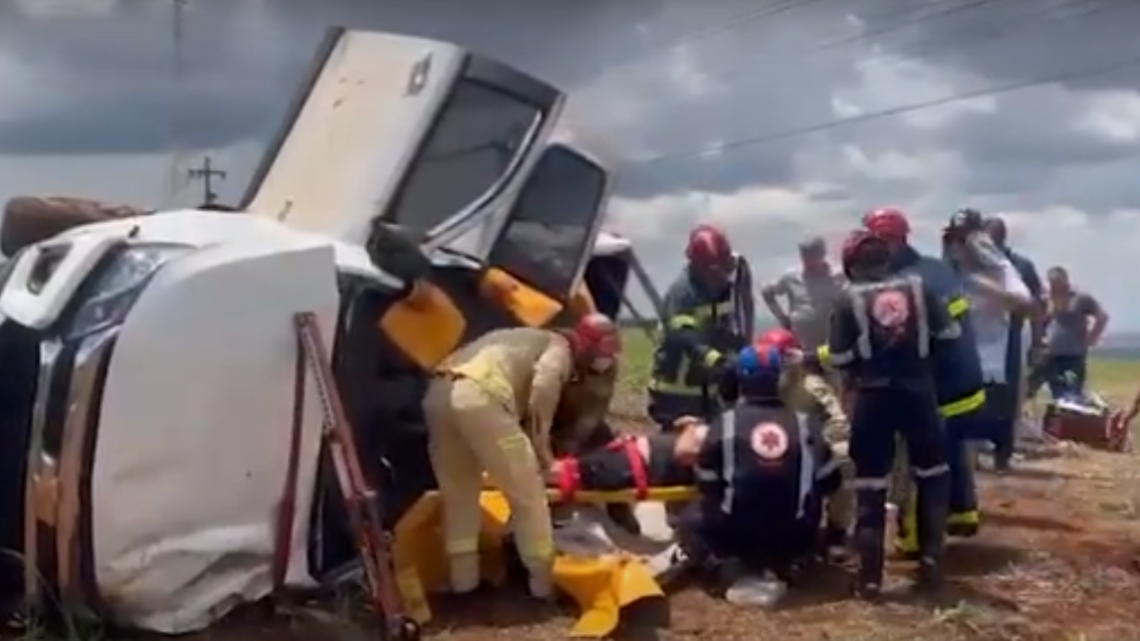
[
  {"x1": 794, "y1": 412, "x2": 813, "y2": 518},
  {"x1": 910, "y1": 276, "x2": 931, "y2": 351},
  {"x1": 667, "y1": 314, "x2": 699, "y2": 330},
  {"x1": 947, "y1": 296, "x2": 969, "y2": 318},
  {"x1": 912, "y1": 463, "x2": 949, "y2": 478},
  {"x1": 692, "y1": 300, "x2": 736, "y2": 320},
  {"x1": 445, "y1": 538, "x2": 480, "y2": 555},
  {"x1": 852, "y1": 477, "x2": 890, "y2": 490},
  {"x1": 939, "y1": 389, "x2": 986, "y2": 417},
  {"x1": 829, "y1": 349, "x2": 855, "y2": 366},
  {"x1": 702, "y1": 348, "x2": 723, "y2": 367},
  {"x1": 497, "y1": 433, "x2": 531, "y2": 450},
  {"x1": 720, "y1": 409, "x2": 736, "y2": 514},
  {"x1": 694, "y1": 467, "x2": 719, "y2": 482}
]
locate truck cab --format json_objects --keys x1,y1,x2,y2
[{"x1": 0, "y1": 26, "x2": 663, "y2": 635}]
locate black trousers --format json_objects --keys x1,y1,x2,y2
[{"x1": 850, "y1": 387, "x2": 950, "y2": 585}]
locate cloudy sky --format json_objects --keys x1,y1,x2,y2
[{"x1": 3, "y1": 0, "x2": 1140, "y2": 328}]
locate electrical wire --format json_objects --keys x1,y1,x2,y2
[
  {"x1": 574, "y1": 0, "x2": 1000, "y2": 97},
  {"x1": 566, "y1": 0, "x2": 830, "y2": 82},
  {"x1": 628, "y1": 0, "x2": 1118, "y2": 118},
  {"x1": 621, "y1": 48, "x2": 1140, "y2": 168}
]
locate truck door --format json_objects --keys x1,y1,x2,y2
[{"x1": 240, "y1": 27, "x2": 565, "y2": 254}]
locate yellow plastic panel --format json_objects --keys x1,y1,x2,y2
[
  {"x1": 379, "y1": 281, "x2": 466, "y2": 370},
  {"x1": 392, "y1": 490, "x2": 667, "y2": 637},
  {"x1": 479, "y1": 267, "x2": 563, "y2": 328}
]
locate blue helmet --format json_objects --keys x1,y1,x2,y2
[{"x1": 735, "y1": 343, "x2": 783, "y2": 400}]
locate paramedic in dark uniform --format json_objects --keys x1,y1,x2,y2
[
  {"x1": 552, "y1": 346, "x2": 843, "y2": 608},
  {"x1": 864, "y1": 207, "x2": 986, "y2": 546},
  {"x1": 685, "y1": 343, "x2": 839, "y2": 607},
  {"x1": 647, "y1": 224, "x2": 750, "y2": 428},
  {"x1": 828, "y1": 229, "x2": 958, "y2": 598}
]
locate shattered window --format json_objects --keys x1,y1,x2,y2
[
  {"x1": 385, "y1": 80, "x2": 540, "y2": 235},
  {"x1": 489, "y1": 147, "x2": 608, "y2": 299}
]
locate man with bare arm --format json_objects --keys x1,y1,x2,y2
[
  {"x1": 760, "y1": 235, "x2": 846, "y2": 352},
  {"x1": 1029, "y1": 267, "x2": 1109, "y2": 400}
]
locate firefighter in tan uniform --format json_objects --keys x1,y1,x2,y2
[
  {"x1": 755, "y1": 327, "x2": 854, "y2": 557},
  {"x1": 422, "y1": 314, "x2": 622, "y2": 599}
]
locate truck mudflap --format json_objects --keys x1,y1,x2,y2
[{"x1": 392, "y1": 488, "x2": 696, "y2": 637}]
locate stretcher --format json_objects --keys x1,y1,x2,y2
[{"x1": 392, "y1": 486, "x2": 696, "y2": 638}]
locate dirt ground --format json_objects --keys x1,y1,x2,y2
[
  {"x1": 423, "y1": 441, "x2": 1140, "y2": 641},
  {"x1": 218, "y1": 400, "x2": 1140, "y2": 641},
  {"x1": 30, "y1": 379, "x2": 1140, "y2": 641}
]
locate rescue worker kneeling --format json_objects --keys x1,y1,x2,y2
[
  {"x1": 422, "y1": 314, "x2": 621, "y2": 599},
  {"x1": 554, "y1": 343, "x2": 843, "y2": 608},
  {"x1": 829, "y1": 229, "x2": 958, "y2": 598},
  {"x1": 757, "y1": 327, "x2": 855, "y2": 559}
]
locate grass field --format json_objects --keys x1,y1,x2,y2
[{"x1": 616, "y1": 327, "x2": 1140, "y2": 405}]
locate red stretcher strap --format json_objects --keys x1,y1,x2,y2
[
  {"x1": 606, "y1": 436, "x2": 648, "y2": 500},
  {"x1": 558, "y1": 457, "x2": 581, "y2": 501}
]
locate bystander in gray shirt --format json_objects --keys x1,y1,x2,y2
[
  {"x1": 769, "y1": 268, "x2": 846, "y2": 350},
  {"x1": 1045, "y1": 291, "x2": 1101, "y2": 356}
]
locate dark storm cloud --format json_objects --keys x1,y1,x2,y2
[
  {"x1": 0, "y1": 0, "x2": 877, "y2": 197},
  {"x1": 840, "y1": 0, "x2": 1140, "y2": 211},
  {"x1": 0, "y1": 0, "x2": 674, "y2": 155},
  {"x1": 8, "y1": 0, "x2": 1140, "y2": 207},
  {"x1": 851, "y1": 0, "x2": 1140, "y2": 91}
]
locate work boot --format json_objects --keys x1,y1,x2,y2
[
  {"x1": 527, "y1": 570, "x2": 554, "y2": 600},
  {"x1": 448, "y1": 552, "x2": 481, "y2": 594},
  {"x1": 853, "y1": 490, "x2": 887, "y2": 601},
  {"x1": 523, "y1": 555, "x2": 556, "y2": 600},
  {"x1": 853, "y1": 532, "x2": 885, "y2": 601},
  {"x1": 913, "y1": 476, "x2": 950, "y2": 593},
  {"x1": 913, "y1": 557, "x2": 944, "y2": 593}
]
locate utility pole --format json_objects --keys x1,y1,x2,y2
[{"x1": 187, "y1": 156, "x2": 226, "y2": 205}]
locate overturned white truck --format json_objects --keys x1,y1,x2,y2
[{"x1": 0, "y1": 26, "x2": 670, "y2": 640}]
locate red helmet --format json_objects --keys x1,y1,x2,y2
[
  {"x1": 569, "y1": 312, "x2": 621, "y2": 359},
  {"x1": 862, "y1": 207, "x2": 911, "y2": 241},
  {"x1": 755, "y1": 328, "x2": 800, "y2": 354},
  {"x1": 685, "y1": 224, "x2": 733, "y2": 267},
  {"x1": 841, "y1": 229, "x2": 888, "y2": 270}
]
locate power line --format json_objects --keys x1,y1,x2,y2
[
  {"x1": 572, "y1": 0, "x2": 828, "y2": 89},
  {"x1": 576, "y1": 0, "x2": 995, "y2": 97},
  {"x1": 622, "y1": 48, "x2": 1140, "y2": 168},
  {"x1": 627, "y1": 0, "x2": 1116, "y2": 119}
]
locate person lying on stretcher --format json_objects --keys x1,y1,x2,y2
[{"x1": 548, "y1": 343, "x2": 844, "y2": 608}]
